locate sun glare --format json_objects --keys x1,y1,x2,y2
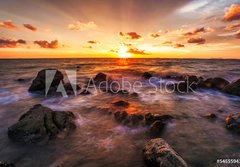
[{"x1": 118, "y1": 47, "x2": 131, "y2": 58}]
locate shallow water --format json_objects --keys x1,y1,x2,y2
[{"x1": 0, "y1": 58, "x2": 240, "y2": 167}]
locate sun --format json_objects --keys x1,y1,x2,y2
[{"x1": 118, "y1": 47, "x2": 131, "y2": 58}]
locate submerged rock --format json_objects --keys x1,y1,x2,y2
[
  {"x1": 8, "y1": 104, "x2": 76, "y2": 144},
  {"x1": 112, "y1": 100, "x2": 129, "y2": 107},
  {"x1": 223, "y1": 79, "x2": 240, "y2": 96},
  {"x1": 142, "y1": 72, "x2": 153, "y2": 79},
  {"x1": 145, "y1": 113, "x2": 173, "y2": 125},
  {"x1": 143, "y1": 138, "x2": 188, "y2": 167},
  {"x1": 28, "y1": 69, "x2": 64, "y2": 93},
  {"x1": 204, "y1": 113, "x2": 217, "y2": 120},
  {"x1": 0, "y1": 161, "x2": 15, "y2": 167},
  {"x1": 114, "y1": 111, "x2": 144, "y2": 126},
  {"x1": 198, "y1": 77, "x2": 229, "y2": 90},
  {"x1": 80, "y1": 88, "x2": 91, "y2": 95},
  {"x1": 114, "y1": 111, "x2": 128, "y2": 123},
  {"x1": 184, "y1": 75, "x2": 199, "y2": 84},
  {"x1": 226, "y1": 114, "x2": 240, "y2": 133},
  {"x1": 150, "y1": 120, "x2": 166, "y2": 134},
  {"x1": 170, "y1": 82, "x2": 197, "y2": 93}
]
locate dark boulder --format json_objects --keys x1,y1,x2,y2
[
  {"x1": 80, "y1": 88, "x2": 91, "y2": 95},
  {"x1": 8, "y1": 104, "x2": 76, "y2": 144},
  {"x1": 0, "y1": 161, "x2": 15, "y2": 167},
  {"x1": 184, "y1": 75, "x2": 199, "y2": 84},
  {"x1": 170, "y1": 82, "x2": 197, "y2": 93},
  {"x1": 226, "y1": 114, "x2": 240, "y2": 133},
  {"x1": 223, "y1": 79, "x2": 240, "y2": 96},
  {"x1": 28, "y1": 69, "x2": 64, "y2": 93},
  {"x1": 150, "y1": 120, "x2": 166, "y2": 134},
  {"x1": 112, "y1": 100, "x2": 129, "y2": 107},
  {"x1": 64, "y1": 83, "x2": 81, "y2": 95},
  {"x1": 204, "y1": 113, "x2": 217, "y2": 120},
  {"x1": 131, "y1": 92, "x2": 139, "y2": 97},
  {"x1": 198, "y1": 77, "x2": 229, "y2": 90},
  {"x1": 142, "y1": 72, "x2": 153, "y2": 79},
  {"x1": 125, "y1": 114, "x2": 144, "y2": 126},
  {"x1": 114, "y1": 111, "x2": 128, "y2": 123},
  {"x1": 143, "y1": 138, "x2": 188, "y2": 167},
  {"x1": 90, "y1": 72, "x2": 108, "y2": 85}
]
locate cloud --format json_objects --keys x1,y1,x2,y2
[
  {"x1": 224, "y1": 23, "x2": 240, "y2": 31},
  {"x1": 187, "y1": 37, "x2": 206, "y2": 44},
  {"x1": 34, "y1": 40, "x2": 60, "y2": 49},
  {"x1": 87, "y1": 40, "x2": 99, "y2": 44},
  {"x1": 223, "y1": 4, "x2": 240, "y2": 22},
  {"x1": 83, "y1": 46, "x2": 93, "y2": 49},
  {"x1": 127, "y1": 47, "x2": 147, "y2": 55},
  {"x1": 0, "y1": 38, "x2": 26, "y2": 48},
  {"x1": 123, "y1": 42, "x2": 133, "y2": 47},
  {"x1": 68, "y1": 21, "x2": 97, "y2": 31},
  {"x1": 174, "y1": 43, "x2": 185, "y2": 48},
  {"x1": 236, "y1": 30, "x2": 240, "y2": 39},
  {"x1": 119, "y1": 32, "x2": 142, "y2": 40},
  {"x1": 162, "y1": 41, "x2": 173, "y2": 45},
  {"x1": 0, "y1": 20, "x2": 18, "y2": 30},
  {"x1": 148, "y1": 33, "x2": 161, "y2": 39},
  {"x1": 23, "y1": 24, "x2": 37, "y2": 31},
  {"x1": 182, "y1": 27, "x2": 214, "y2": 36}
]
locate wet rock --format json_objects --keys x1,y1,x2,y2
[
  {"x1": 198, "y1": 77, "x2": 229, "y2": 90},
  {"x1": 125, "y1": 114, "x2": 144, "y2": 126},
  {"x1": 8, "y1": 104, "x2": 76, "y2": 144},
  {"x1": 164, "y1": 75, "x2": 185, "y2": 81},
  {"x1": 90, "y1": 72, "x2": 108, "y2": 85},
  {"x1": 170, "y1": 82, "x2": 197, "y2": 93},
  {"x1": 150, "y1": 120, "x2": 166, "y2": 134},
  {"x1": 145, "y1": 113, "x2": 173, "y2": 125},
  {"x1": 112, "y1": 100, "x2": 129, "y2": 107},
  {"x1": 226, "y1": 114, "x2": 240, "y2": 133},
  {"x1": 28, "y1": 69, "x2": 64, "y2": 93},
  {"x1": 131, "y1": 92, "x2": 139, "y2": 97},
  {"x1": 184, "y1": 75, "x2": 199, "y2": 84},
  {"x1": 204, "y1": 113, "x2": 217, "y2": 119},
  {"x1": 142, "y1": 72, "x2": 152, "y2": 79},
  {"x1": 64, "y1": 83, "x2": 81, "y2": 95},
  {"x1": 0, "y1": 161, "x2": 15, "y2": 167},
  {"x1": 114, "y1": 111, "x2": 128, "y2": 123},
  {"x1": 17, "y1": 78, "x2": 28, "y2": 82},
  {"x1": 223, "y1": 79, "x2": 240, "y2": 96},
  {"x1": 143, "y1": 138, "x2": 188, "y2": 167}
]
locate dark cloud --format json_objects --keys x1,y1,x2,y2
[
  {"x1": 182, "y1": 27, "x2": 214, "y2": 36},
  {"x1": 127, "y1": 48, "x2": 147, "y2": 55},
  {"x1": 187, "y1": 37, "x2": 206, "y2": 44},
  {"x1": 34, "y1": 40, "x2": 59, "y2": 49},
  {"x1": 0, "y1": 38, "x2": 26, "y2": 48},
  {"x1": 148, "y1": 33, "x2": 161, "y2": 38},
  {"x1": 224, "y1": 23, "x2": 240, "y2": 31},
  {"x1": 87, "y1": 40, "x2": 99, "y2": 44},
  {"x1": 119, "y1": 32, "x2": 142, "y2": 40},
  {"x1": 223, "y1": 4, "x2": 240, "y2": 22},
  {"x1": 23, "y1": 24, "x2": 37, "y2": 31},
  {"x1": 174, "y1": 43, "x2": 185, "y2": 48},
  {"x1": 0, "y1": 20, "x2": 18, "y2": 30}
]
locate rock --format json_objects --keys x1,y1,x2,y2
[
  {"x1": 112, "y1": 100, "x2": 129, "y2": 107},
  {"x1": 223, "y1": 79, "x2": 240, "y2": 96},
  {"x1": 170, "y1": 82, "x2": 197, "y2": 93},
  {"x1": 28, "y1": 69, "x2": 64, "y2": 93},
  {"x1": 145, "y1": 113, "x2": 173, "y2": 125},
  {"x1": 17, "y1": 78, "x2": 27, "y2": 82},
  {"x1": 131, "y1": 92, "x2": 139, "y2": 97},
  {"x1": 90, "y1": 72, "x2": 107, "y2": 85},
  {"x1": 204, "y1": 113, "x2": 217, "y2": 119},
  {"x1": 0, "y1": 161, "x2": 15, "y2": 167},
  {"x1": 142, "y1": 72, "x2": 152, "y2": 79},
  {"x1": 184, "y1": 75, "x2": 198, "y2": 84},
  {"x1": 8, "y1": 104, "x2": 76, "y2": 144},
  {"x1": 114, "y1": 111, "x2": 128, "y2": 123},
  {"x1": 164, "y1": 75, "x2": 185, "y2": 81},
  {"x1": 198, "y1": 77, "x2": 229, "y2": 90},
  {"x1": 226, "y1": 114, "x2": 240, "y2": 133},
  {"x1": 143, "y1": 138, "x2": 188, "y2": 167},
  {"x1": 64, "y1": 83, "x2": 81, "y2": 95},
  {"x1": 125, "y1": 114, "x2": 144, "y2": 126},
  {"x1": 150, "y1": 120, "x2": 166, "y2": 134}
]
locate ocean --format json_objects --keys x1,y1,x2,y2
[{"x1": 0, "y1": 58, "x2": 240, "y2": 167}]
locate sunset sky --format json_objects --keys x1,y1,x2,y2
[{"x1": 0, "y1": 0, "x2": 240, "y2": 59}]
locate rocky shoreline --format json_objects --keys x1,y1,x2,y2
[{"x1": 3, "y1": 69, "x2": 240, "y2": 167}]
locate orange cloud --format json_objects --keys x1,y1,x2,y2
[
  {"x1": 87, "y1": 40, "x2": 99, "y2": 44},
  {"x1": 23, "y1": 24, "x2": 37, "y2": 31},
  {"x1": 236, "y1": 30, "x2": 240, "y2": 39},
  {"x1": 174, "y1": 43, "x2": 185, "y2": 48},
  {"x1": 224, "y1": 23, "x2": 240, "y2": 31},
  {"x1": 162, "y1": 41, "x2": 172, "y2": 45},
  {"x1": 34, "y1": 40, "x2": 60, "y2": 49},
  {"x1": 223, "y1": 4, "x2": 240, "y2": 22},
  {"x1": 119, "y1": 32, "x2": 142, "y2": 40},
  {"x1": 83, "y1": 46, "x2": 93, "y2": 49},
  {"x1": 0, "y1": 20, "x2": 18, "y2": 30},
  {"x1": 0, "y1": 38, "x2": 26, "y2": 48},
  {"x1": 148, "y1": 33, "x2": 161, "y2": 38},
  {"x1": 188, "y1": 37, "x2": 206, "y2": 45},
  {"x1": 68, "y1": 21, "x2": 97, "y2": 31},
  {"x1": 127, "y1": 48, "x2": 147, "y2": 55},
  {"x1": 182, "y1": 27, "x2": 214, "y2": 36}
]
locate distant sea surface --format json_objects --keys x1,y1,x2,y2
[{"x1": 0, "y1": 58, "x2": 240, "y2": 167}]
